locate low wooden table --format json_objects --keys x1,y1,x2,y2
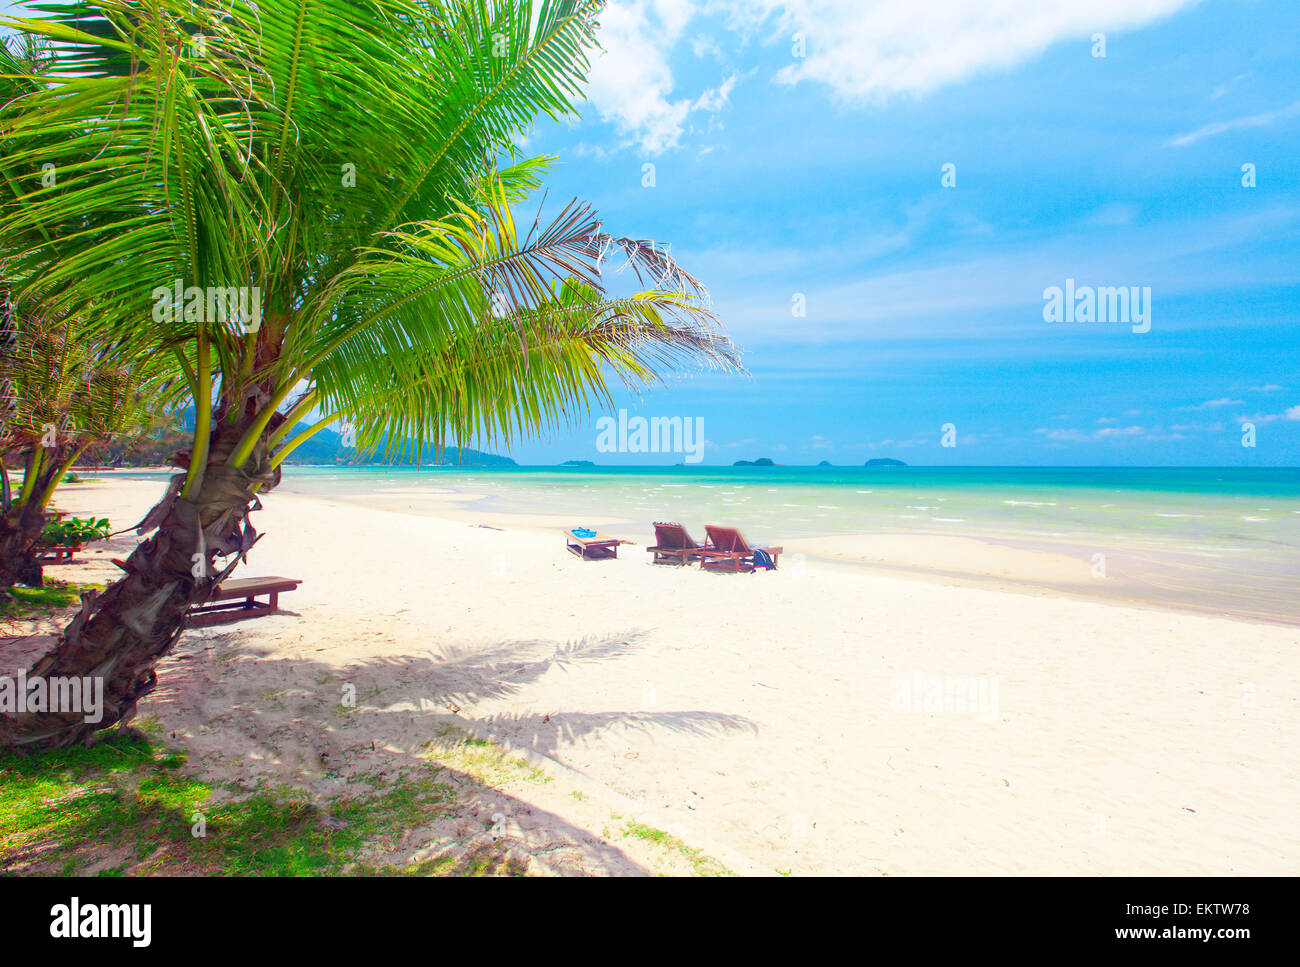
[
  {"x1": 564, "y1": 529, "x2": 623, "y2": 561},
  {"x1": 188, "y1": 576, "x2": 302, "y2": 627}
]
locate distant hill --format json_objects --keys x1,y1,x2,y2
[
  {"x1": 733, "y1": 457, "x2": 776, "y2": 467},
  {"x1": 559, "y1": 460, "x2": 595, "y2": 467},
  {"x1": 865, "y1": 458, "x2": 907, "y2": 467},
  {"x1": 817, "y1": 460, "x2": 832, "y2": 467},
  {"x1": 278, "y1": 421, "x2": 516, "y2": 466}
]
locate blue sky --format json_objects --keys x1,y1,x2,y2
[
  {"x1": 5, "y1": 0, "x2": 1297, "y2": 466},
  {"x1": 513, "y1": 0, "x2": 1299, "y2": 466}
]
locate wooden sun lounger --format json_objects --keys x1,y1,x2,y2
[
  {"x1": 646, "y1": 521, "x2": 712, "y2": 565},
  {"x1": 699, "y1": 525, "x2": 783, "y2": 573},
  {"x1": 564, "y1": 529, "x2": 624, "y2": 561},
  {"x1": 187, "y1": 575, "x2": 302, "y2": 626}
]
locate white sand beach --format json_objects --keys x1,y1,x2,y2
[{"x1": 14, "y1": 475, "x2": 1300, "y2": 876}]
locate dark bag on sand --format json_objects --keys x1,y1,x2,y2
[{"x1": 751, "y1": 547, "x2": 776, "y2": 570}]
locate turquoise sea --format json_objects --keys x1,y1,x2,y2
[
  {"x1": 278, "y1": 465, "x2": 1300, "y2": 621},
  {"x1": 118, "y1": 465, "x2": 1300, "y2": 622}
]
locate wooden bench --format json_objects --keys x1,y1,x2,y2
[
  {"x1": 187, "y1": 576, "x2": 302, "y2": 627},
  {"x1": 35, "y1": 545, "x2": 80, "y2": 564}
]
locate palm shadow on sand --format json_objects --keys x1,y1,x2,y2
[{"x1": 137, "y1": 625, "x2": 757, "y2": 875}]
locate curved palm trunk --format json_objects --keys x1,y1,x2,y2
[
  {"x1": 0, "y1": 418, "x2": 279, "y2": 750},
  {"x1": 0, "y1": 450, "x2": 58, "y2": 593},
  {"x1": 0, "y1": 500, "x2": 46, "y2": 592},
  {"x1": 0, "y1": 443, "x2": 92, "y2": 593}
]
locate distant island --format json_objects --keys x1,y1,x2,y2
[
  {"x1": 817, "y1": 460, "x2": 832, "y2": 467},
  {"x1": 865, "y1": 458, "x2": 907, "y2": 467},
  {"x1": 559, "y1": 460, "x2": 595, "y2": 467},
  {"x1": 733, "y1": 457, "x2": 776, "y2": 467}
]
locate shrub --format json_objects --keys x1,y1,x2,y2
[{"x1": 39, "y1": 516, "x2": 111, "y2": 548}]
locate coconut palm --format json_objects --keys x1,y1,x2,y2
[
  {"x1": 0, "y1": 297, "x2": 185, "y2": 591},
  {"x1": 0, "y1": 299, "x2": 100, "y2": 591},
  {"x1": 0, "y1": 0, "x2": 738, "y2": 749}
]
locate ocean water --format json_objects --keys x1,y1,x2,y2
[{"x1": 123, "y1": 465, "x2": 1300, "y2": 622}]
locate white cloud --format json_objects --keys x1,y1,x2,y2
[
  {"x1": 1236, "y1": 406, "x2": 1300, "y2": 425},
  {"x1": 1035, "y1": 425, "x2": 1143, "y2": 442},
  {"x1": 726, "y1": 0, "x2": 1197, "y2": 102},
  {"x1": 1038, "y1": 420, "x2": 1238, "y2": 443},
  {"x1": 651, "y1": 0, "x2": 696, "y2": 35},
  {"x1": 1095, "y1": 425, "x2": 1145, "y2": 438},
  {"x1": 585, "y1": 1, "x2": 691, "y2": 155},
  {"x1": 693, "y1": 73, "x2": 740, "y2": 112},
  {"x1": 703, "y1": 203, "x2": 1300, "y2": 344},
  {"x1": 1183, "y1": 397, "x2": 1241, "y2": 410},
  {"x1": 586, "y1": 1, "x2": 1195, "y2": 152},
  {"x1": 570, "y1": 141, "x2": 613, "y2": 161},
  {"x1": 690, "y1": 34, "x2": 723, "y2": 60},
  {"x1": 1248, "y1": 383, "x2": 1284, "y2": 392},
  {"x1": 1168, "y1": 100, "x2": 1300, "y2": 148},
  {"x1": 585, "y1": 1, "x2": 739, "y2": 155},
  {"x1": 1210, "y1": 73, "x2": 1250, "y2": 100}
]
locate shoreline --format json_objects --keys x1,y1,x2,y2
[
  {"x1": 95, "y1": 468, "x2": 1298, "y2": 626},
  {"x1": 14, "y1": 476, "x2": 1300, "y2": 875},
  {"x1": 296, "y1": 487, "x2": 1300, "y2": 627}
]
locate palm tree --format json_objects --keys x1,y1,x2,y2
[
  {"x1": 0, "y1": 297, "x2": 184, "y2": 591},
  {"x1": 0, "y1": 0, "x2": 738, "y2": 750},
  {"x1": 81, "y1": 398, "x2": 190, "y2": 469}
]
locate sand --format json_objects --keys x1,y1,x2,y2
[{"x1": 9, "y1": 474, "x2": 1299, "y2": 876}]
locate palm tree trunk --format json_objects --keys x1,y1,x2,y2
[
  {"x1": 0, "y1": 499, "x2": 46, "y2": 592},
  {"x1": 0, "y1": 417, "x2": 280, "y2": 750},
  {"x1": 0, "y1": 443, "x2": 91, "y2": 592},
  {"x1": 0, "y1": 450, "x2": 56, "y2": 592}
]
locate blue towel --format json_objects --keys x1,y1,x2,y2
[{"x1": 572, "y1": 527, "x2": 596, "y2": 538}]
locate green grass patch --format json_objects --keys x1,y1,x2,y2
[
  {"x1": 0, "y1": 578, "x2": 87, "y2": 620},
  {"x1": 623, "y1": 821, "x2": 732, "y2": 877},
  {"x1": 362, "y1": 841, "x2": 528, "y2": 877},
  {"x1": 2, "y1": 722, "x2": 723, "y2": 877},
  {"x1": 0, "y1": 727, "x2": 493, "y2": 876},
  {"x1": 422, "y1": 729, "x2": 553, "y2": 788}
]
